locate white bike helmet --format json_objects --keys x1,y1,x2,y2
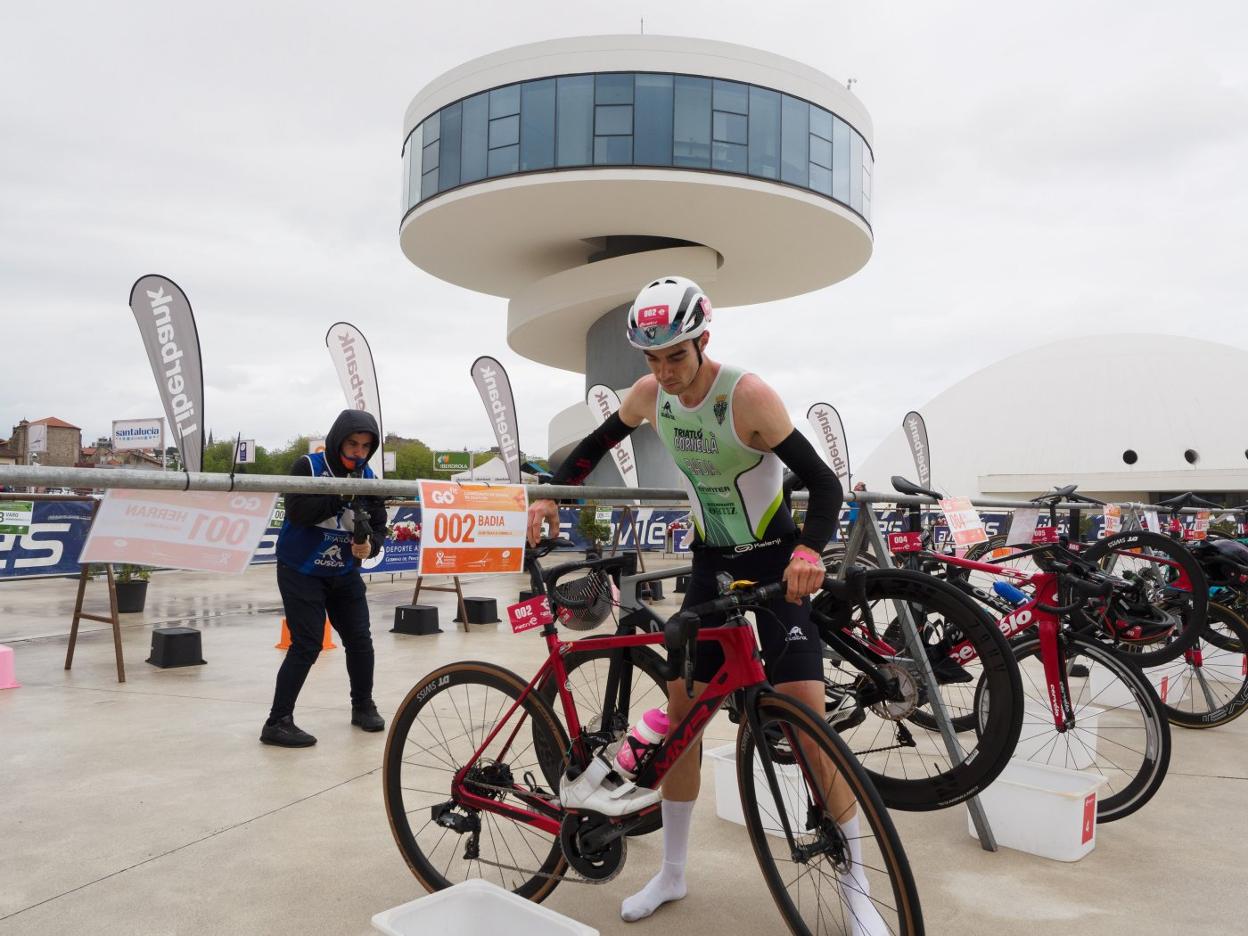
[{"x1": 625, "y1": 276, "x2": 711, "y2": 351}]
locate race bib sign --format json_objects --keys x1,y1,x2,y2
[
  {"x1": 80, "y1": 489, "x2": 278, "y2": 573},
  {"x1": 887, "y1": 531, "x2": 923, "y2": 554},
  {"x1": 417, "y1": 481, "x2": 526, "y2": 576},
  {"x1": 1143, "y1": 508, "x2": 1160, "y2": 534},
  {"x1": 938, "y1": 497, "x2": 988, "y2": 547},
  {"x1": 1102, "y1": 504, "x2": 1122, "y2": 537},
  {"x1": 1005, "y1": 508, "x2": 1040, "y2": 547},
  {"x1": 506, "y1": 594, "x2": 553, "y2": 634},
  {"x1": 1033, "y1": 526, "x2": 1060, "y2": 545},
  {"x1": 0, "y1": 501, "x2": 34, "y2": 535},
  {"x1": 1188, "y1": 510, "x2": 1211, "y2": 541}
]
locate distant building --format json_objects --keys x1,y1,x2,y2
[{"x1": 9, "y1": 417, "x2": 83, "y2": 468}]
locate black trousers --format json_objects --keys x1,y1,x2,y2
[{"x1": 268, "y1": 562, "x2": 374, "y2": 722}]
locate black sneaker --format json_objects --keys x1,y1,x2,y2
[
  {"x1": 260, "y1": 716, "x2": 317, "y2": 747},
  {"x1": 351, "y1": 700, "x2": 385, "y2": 732}
]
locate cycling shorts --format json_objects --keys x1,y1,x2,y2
[{"x1": 682, "y1": 536, "x2": 823, "y2": 685}]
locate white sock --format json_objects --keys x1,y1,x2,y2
[
  {"x1": 621, "y1": 799, "x2": 694, "y2": 922},
  {"x1": 837, "y1": 814, "x2": 889, "y2": 936}
]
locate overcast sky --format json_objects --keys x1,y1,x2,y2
[{"x1": 3, "y1": 2, "x2": 1246, "y2": 465}]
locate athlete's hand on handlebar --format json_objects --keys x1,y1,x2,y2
[
  {"x1": 527, "y1": 498, "x2": 559, "y2": 547},
  {"x1": 782, "y1": 547, "x2": 825, "y2": 604}
]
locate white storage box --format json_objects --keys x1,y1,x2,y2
[
  {"x1": 708, "y1": 743, "x2": 807, "y2": 839},
  {"x1": 968, "y1": 759, "x2": 1106, "y2": 862},
  {"x1": 372, "y1": 879, "x2": 599, "y2": 936}
]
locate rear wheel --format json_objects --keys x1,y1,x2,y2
[
  {"x1": 738, "y1": 691, "x2": 924, "y2": 935},
  {"x1": 383, "y1": 662, "x2": 570, "y2": 900},
  {"x1": 813, "y1": 568, "x2": 1023, "y2": 811},
  {"x1": 1082, "y1": 530, "x2": 1209, "y2": 666},
  {"x1": 1144, "y1": 602, "x2": 1248, "y2": 728}
]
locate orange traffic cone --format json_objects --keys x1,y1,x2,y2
[{"x1": 275, "y1": 618, "x2": 337, "y2": 650}]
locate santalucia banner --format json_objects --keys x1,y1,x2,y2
[
  {"x1": 128, "y1": 275, "x2": 204, "y2": 472},
  {"x1": 806, "y1": 402, "x2": 852, "y2": 488},
  {"x1": 470, "y1": 356, "x2": 521, "y2": 484},
  {"x1": 325, "y1": 321, "x2": 385, "y2": 478}
]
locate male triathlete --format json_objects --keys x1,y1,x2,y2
[{"x1": 529, "y1": 277, "x2": 881, "y2": 929}]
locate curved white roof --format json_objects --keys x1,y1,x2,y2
[{"x1": 858, "y1": 334, "x2": 1248, "y2": 501}]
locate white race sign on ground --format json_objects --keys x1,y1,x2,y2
[
  {"x1": 938, "y1": 496, "x2": 988, "y2": 547},
  {"x1": 80, "y1": 489, "x2": 278, "y2": 573},
  {"x1": 417, "y1": 481, "x2": 527, "y2": 576}
]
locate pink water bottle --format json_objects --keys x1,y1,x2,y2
[{"x1": 613, "y1": 708, "x2": 669, "y2": 778}]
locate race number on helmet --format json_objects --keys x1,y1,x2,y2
[{"x1": 625, "y1": 276, "x2": 711, "y2": 351}]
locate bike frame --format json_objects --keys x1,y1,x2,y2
[{"x1": 448, "y1": 599, "x2": 815, "y2": 845}]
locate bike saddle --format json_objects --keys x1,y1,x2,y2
[
  {"x1": 890, "y1": 475, "x2": 941, "y2": 501},
  {"x1": 1155, "y1": 491, "x2": 1222, "y2": 511}
]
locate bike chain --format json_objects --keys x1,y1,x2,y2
[{"x1": 454, "y1": 782, "x2": 622, "y2": 885}]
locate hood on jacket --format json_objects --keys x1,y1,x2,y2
[{"x1": 324, "y1": 409, "x2": 380, "y2": 477}]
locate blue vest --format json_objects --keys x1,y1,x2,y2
[{"x1": 275, "y1": 452, "x2": 376, "y2": 577}]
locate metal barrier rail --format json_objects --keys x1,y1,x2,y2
[{"x1": 1, "y1": 464, "x2": 1235, "y2": 516}]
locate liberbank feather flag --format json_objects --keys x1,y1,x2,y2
[
  {"x1": 128, "y1": 275, "x2": 204, "y2": 472},
  {"x1": 325, "y1": 322, "x2": 385, "y2": 478},
  {"x1": 902, "y1": 410, "x2": 932, "y2": 490},
  {"x1": 586, "y1": 384, "x2": 640, "y2": 487},
  {"x1": 805, "y1": 402, "x2": 851, "y2": 488},
  {"x1": 470, "y1": 356, "x2": 521, "y2": 484}
]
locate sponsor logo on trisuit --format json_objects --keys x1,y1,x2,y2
[
  {"x1": 661, "y1": 401, "x2": 675, "y2": 420},
  {"x1": 713, "y1": 394, "x2": 728, "y2": 426},
  {"x1": 785, "y1": 626, "x2": 806, "y2": 643}
]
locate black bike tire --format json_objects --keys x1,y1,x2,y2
[
  {"x1": 1150, "y1": 602, "x2": 1248, "y2": 729},
  {"x1": 737, "y1": 691, "x2": 924, "y2": 935},
  {"x1": 813, "y1": 568, "x2": 1023, "y2": 812},
  {"x1": 1082, "y1": 529, "x2": 1209, "y2": 666},
  {"x1": 383, "y1": 661, "x2": 570, "y2": 902},
  {"x1": 1002, "y1": 634, "x2": 1171, "y2": 822}
]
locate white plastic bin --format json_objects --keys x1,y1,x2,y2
[
  {"x1": 968, "y1": 759, "x2": 1106, "y2": 861},
  {"x1": 372, "y1": 879, "x2": 599, "y2": 936},
  {"x1": 708, "y1": 744, "x2": 807, "y2": 839}
]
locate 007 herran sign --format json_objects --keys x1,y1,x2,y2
[{"x1": 80, "y1": 489, "x2": 278, "y2": 574}]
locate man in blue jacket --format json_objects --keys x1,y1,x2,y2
[{"x1": 261, "y1": 409, "x2": 389, "y2": 747}]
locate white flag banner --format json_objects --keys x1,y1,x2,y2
[
  {"x1": 806, "y1": 402, "x2": 851, "y2": 487},
  {"x1": 325, "y1": 322, "x2": 385, "y2": 478},
  {"x1": 470, "y1": 356, "x2": 522, "y2": 484},
  {"x1": 128, "y1": 275, "x2": 205, "y2": 472},
  {"x1": 586, "y1": 384, "x2": 651, "y2": 532},
  {"x1": 902, "y1": 411, "x2": 931, "y2": 490}
]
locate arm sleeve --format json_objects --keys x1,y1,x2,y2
[
  {"x1": 771, "y1": 429, "x2": 843, "y2": 555},
  {"x1": 549, "y1": 412, "x2": 638, "y2": 487},
  {"x1": 284, "y1": 456, "x2": 347, "y2": 526}
]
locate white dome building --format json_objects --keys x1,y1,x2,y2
[{"x1": 858, "y1": 334, "x2": 1248, "y2": 504}]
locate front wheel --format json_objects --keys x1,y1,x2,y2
[
  {"x1": 738, "y1": 691, "x2": 924, "y2": 936},
  {"x1": 995, "y1": 634, "x2": 1171, "y2": 822}
]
